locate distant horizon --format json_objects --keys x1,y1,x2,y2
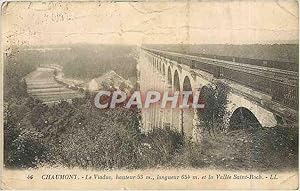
[{"x1": 7, "y1": 43, "x2": 298, "y2": 65}]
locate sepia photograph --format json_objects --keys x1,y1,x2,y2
[{"x1": 1, "y1": 0, "x2": 299, "y2": 189}]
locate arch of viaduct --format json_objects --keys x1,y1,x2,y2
[{"x1": 138, "y1": 49, "x2": 283, "y2": 139}]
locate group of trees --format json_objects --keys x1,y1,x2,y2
[
  {"x1": 4, "y1": 48, "x2": 36, "y2": 100},
  {"x1": 62, "y1": 44, "x2": 137, "y2": 81},
  {"x1": 4, "y1": 87, "x2": 184, "y2": 169},
  {"x1": 4, "y1": 48, "x2": 48, "y2": 167}
]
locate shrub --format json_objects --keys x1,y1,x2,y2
[
  {"x1": 171, "y1": 141, "x2": 208, "y2": 168},
  {"x1": 6, "y1": 129, "x2": 49, "y2": 168},
  {"x1": 4, "y1": 100, "x2": 50, "y2": 168},
  {"x1": 139, "y1": 128, "x2": 184, "y2": 168}
]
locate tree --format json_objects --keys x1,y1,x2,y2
[{"x1": 196, "y1": 81, "x2": 230, "y2": 135}]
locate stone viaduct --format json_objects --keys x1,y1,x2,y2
[{"x1": 137, "y1": 47, "x2": 298, "y2": 140}]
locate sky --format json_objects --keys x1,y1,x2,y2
[{"x1": 1, "y1": 1, "x2": 299, "y2": 47}]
